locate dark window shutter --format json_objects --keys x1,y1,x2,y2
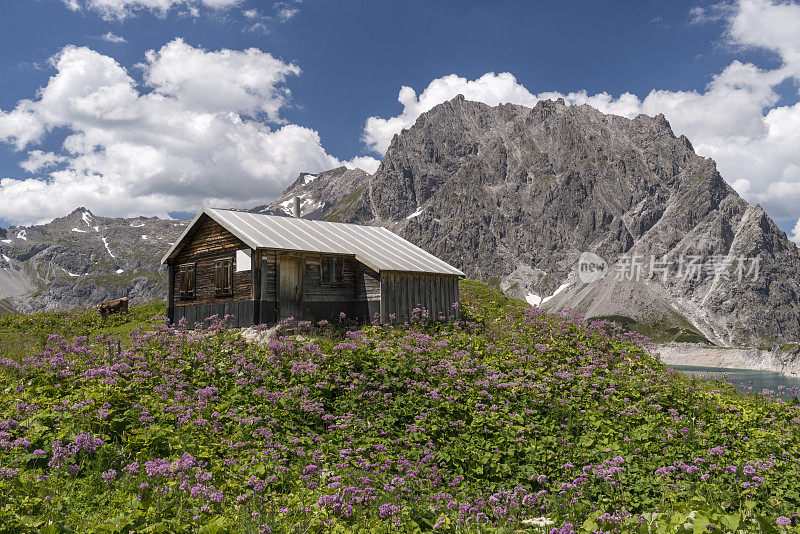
[
  {"x1": 179, "y1": 267, "x2": 187, "y2": 296},
  {"x1": 322, "y1": 258, "x2": 331, "y2": 283},
  {"x1": 224, "y1": 260, "x2": 232, "y2": 294},
  {"x1": 187, "y1": 265, "x2": 195, "y2": 298},
  {"x1": 179, "y1": 264, "x2": 195, "y2": 300},
  {"x1": 321, "y1": 257, "x2": 343, "y2": 284},
  {"x1": 214, "y1": 259, "x2": 233, "y2": 296}
]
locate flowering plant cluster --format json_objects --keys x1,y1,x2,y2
[{"x1": 0, "y1": 282, "x2": 799, "y2": 532}]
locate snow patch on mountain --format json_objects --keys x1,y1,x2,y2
[
  {"x1": 406, "y1": 206, "x2": 425, "y2": 219},
  {"x1": 277, "y1": 194, "x2": 322, "y2": 216},
  {"x1": 100, "y1": 237, "x2": 116, "y2": 258},
  {"x1": 525, "y1": 293, "x2": 541, "y2": 306},
  {"x1": 544, "y1": 283, "x2": 570, "y2": 304},
  {"x1": 526, "y1": 282, "x2": 571, "y2": 307}
]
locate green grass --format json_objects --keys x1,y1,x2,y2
[
  {"x1": 322, "y1": 186, "x2": 366, "y2": 222},
  {"x1": 0, "y1": 298, "x2": 16, "y2": 315},
  {"x1": 0, "y1": 301, "x2": 166, "y2": 353},
  {"x1": 2, "y1": 283, "x2": 800, "y2": 533},
  {"x1": 460, "y1": 278, "x2": 530, "y2": 321},
  {"x1": 591, "y1": 314, "x2": 713, "y2": 344}
]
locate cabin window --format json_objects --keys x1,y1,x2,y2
[
  {"x1": 214, "y1": 258, "x2": 234, "y2": 296},
  {"x1": 321, "y1": 256, "x2": 343, "y2": 284},
  {"x1": 178, "y1": 263, "x2": 196, "y2": 300}
]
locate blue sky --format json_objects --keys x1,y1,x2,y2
[{"x1": 1, "y1": 0, "x2": 799, "y2": 241}]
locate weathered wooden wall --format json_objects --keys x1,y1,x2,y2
[
  {"x1": 258, "y1": 251, "x2": 277, "y2": 324},
  {"x1": 297, "y1": 253, "x2": 374, "y2": 322},
  {"x1": 254, "y1": 252, "x2": 378, "y2": 324},
  {"x1": 171, "y1": 215, "x2": 253, "y2": 305},
  {"x1": 169, "y1": 215, "x2": 253, "y2": 327},
  {"x1": 379, "y1": 272, "x2": 460, "y2": 324},
  {"x1": 172, "y1": 301, "x2": 256, "y2": 328},
  {"x1": 280, "y1": 255, "x2": 303, "y2": 319},
  {"x1": 167, "y1": 264, "x2": 175, "y2": 323},
  {"x1": 301, "y1": 254, "x2": 355, "y2": 301},
  {"x1": 355, "y1": 263, "x2": 381, "y2": 322}
]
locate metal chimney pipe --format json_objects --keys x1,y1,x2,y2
[{"x1": 292, "y1": 196, "x2": 301, "y2": 218}]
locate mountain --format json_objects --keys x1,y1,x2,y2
[
  {"x1": 250, "y1": 166, "x2": 373, "y2": 221},
  {"x1": 5, "y1": 95, "x2": 800, "y2": 346},
  {"x1": 259, "y1": 95, "x2": 800, "y2": 346},
  {"x1": 0, "y1": 208, "x2": 186, "y2": 314}
]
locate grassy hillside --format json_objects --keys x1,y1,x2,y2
[
  {"x1": 0, "y1": 302, "x2": 165, "y2": 358},
  {"x1": 1, "y1": 283, "x2": 800, "y2": 532},
  {"x1": 590, "y1": 314, "x2": 713, "y2": 345}
]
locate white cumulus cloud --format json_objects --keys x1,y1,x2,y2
[
  {"x1": 0, "y1": 39, "x2": 375, "y2": 225},
  {"x1": 362, "y1": 0, "x2": 800, "y2": 227},
  {"x1": 274, "y1": 3, "x2": 299, "y2": 22},
  {"x1": 791, "y1": 218, "x2": 800, "y2": 244},
  {"x1": 62, "y1": 0, "x2": 241, "y2": 19},
  {"x1": 362, "y1": 72, "x2": 539, "y2": 154},
  {"x1": 100, "y1": 32, "x2": 127, "y2": 43},
  {"x1": 341, "y1": 156, "x2": 380, "y2": 174},
  {"x1": 20, "y1": 150, "x2": 67, "y2": 172}
]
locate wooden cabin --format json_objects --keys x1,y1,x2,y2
[{"x1": 160, "y1": 208, "x2": 465, "y2": 327}]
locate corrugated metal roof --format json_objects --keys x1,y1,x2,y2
[{"x1": 161, "y1": 208, "x2": 465, "y2": 276}]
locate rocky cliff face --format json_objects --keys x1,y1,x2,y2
[
  {"x1": 263, "y1": 95, "x2": 800, "y2": 346},
  {"x1": 0, "y1": 208, "x2": 186, "y2": 314}
]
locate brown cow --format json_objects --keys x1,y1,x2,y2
[{"x1": 97, "y1": 297, "x2": 128, "y2": 318}]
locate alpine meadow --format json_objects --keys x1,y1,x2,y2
[
  {"x1": 3, "y1": 1, "x2": 800, "y2": 533},
  {"x1": 2, "y1": 282, "x2": 800, "y2": 532}
]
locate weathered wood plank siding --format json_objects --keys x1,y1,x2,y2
[
  {"x1": 169, "y1": 215, "x2": 254, "y2": 327},
  {"x1": 172, "y1": 301, "x2": 255, "y2": 328},
  {"x1": 259, "y1": 251, "x2": 277, "y2": 324},
  {"x1": 280, "y1": 255, "x2": 303, "y2": 320},
  {"x1": 172, "y1": 215, "x2": 253, "y2": 305},
  {"x1": 378, "y1": 272, "x2": 460, "y2": 323},
  {"x1": 294, "y1": 253, "x2": 376, "y2": 322},
  {"x1": 167, "y1": 264, "x2": 175, "y2": 323},
  {"x1": 252, "y1": 250, "x2": 261, "y2": 325},
  {"x1": 355, "y1": 262, "x2": 381, "y2": 322},
  {"x1": 260, "y1": 251, "x2": 277, "y2": 301},
  {"x1": 302, "y1": 254, "x2": 356, "y2": 301}
]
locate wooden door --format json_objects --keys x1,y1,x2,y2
[{"x1": 279, "y1": 256, "x2": 302, "y2": 320}]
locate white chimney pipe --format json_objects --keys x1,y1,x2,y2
[{"x1": 292, "y1": 196, "x2": 301, "y2": 218}]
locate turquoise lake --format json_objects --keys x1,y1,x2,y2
[{"x1": 670, "y1": 364, "x2": 800, "y2": 399}]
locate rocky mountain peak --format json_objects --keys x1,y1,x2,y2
[
  {"x1": 266, "y1": 97, "x2": 800, "y2": 346},
  {"x1": 5, "y1": 95, "x2": 799, "y2": 347},
  {"x1": 0, "y1": 209, "x2": 187, "y2": 315},
  {"x1": 249, "y1": 165, "x2": 372, "y2": 221}
]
